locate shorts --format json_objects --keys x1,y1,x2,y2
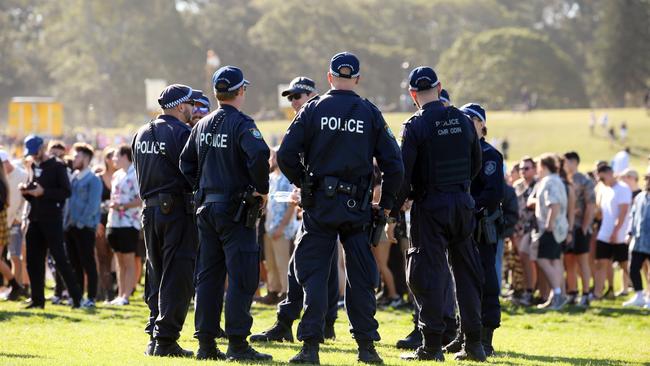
[
  {"x1": 0, "y1": 209, "x2": 8, "y2": 248},
  {"x1": 537, "y1": 231, "x2": 562, "y2": 260},
  {"x1": 566, "y1": 227, "x2": 591, "y2": 255},
  {"x1": 595, "y1": 241, "x2": 629, "y2": 262},
  {"x1": 107, "y1": 227, "x2": 139, "y2": 254},
  {"x1": 8, "y1": 224, "x2": 23, "y2": 257}
]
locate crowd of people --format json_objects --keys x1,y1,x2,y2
[{"x1": 0, "y1": 53, "x2": 649, "y2": 364}]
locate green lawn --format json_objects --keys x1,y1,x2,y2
[
  {"x1": 259, "y1": 108, "x2": 650, "y2": 173},
  {"x1": 1, "y1": 288, "x2": 649, "y2": 365}
]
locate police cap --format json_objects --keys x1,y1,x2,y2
[
  {"x1": 440, "y1": 89, "x2": 451, "y2": 104},
  {"x1": 408, "y1": 66, "x2": 440, "y2": 92},
  {"x1": 330, "y1": 52, "x2": 360, "y2": 79},
  {"x1": 212, "y1": 66, "x2": 250, "y2": 93},
  {"x1": 281, "y1": 76, "x2": 317, "y2": 97},
  {"x1": 158, "y1": 84, "x2": 194, "y2": 109},
  {"x1": 191, "y1": 89, "x2": 211, "y2": 110},
  {"x1": 460, "y1": 103, "x2": 487, "y2": 123}
]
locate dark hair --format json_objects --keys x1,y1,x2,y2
[
  {"x1": 520, "y1": 156, "x2": 536, "y2": 167},
  {"x1": 48, "y1": 140, "x2": 66, "y2": 151},
  {"x1": 215, "y1": 82, "x2": 240, "y2": 101},
  {"x1": 538, "y1": 153, "x2": 558, "y2": 174},
  {"x1": 117, "y1": 144, "x2": 132, "y2": 162},
  {"x1": 597, "y1": 164, "x2": 613, "y2": 174},
  {"x1": 73, "y1": 142, "x2": 94, "y2": 160},
  {"x1": 563, "y1": 151, "x2": 580, "y2": 164}
]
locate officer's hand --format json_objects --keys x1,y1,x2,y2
[
  {"x1": 401, "y1": 200, "x2": 412, "y2": 211},
  {"x1": 289, "y1": 188, "x2": 301, "y2": 206},
  {"x1": 386, "y1": 223, "x2": 398, "y2": 244}
]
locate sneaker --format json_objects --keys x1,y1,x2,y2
[
  {"x1": 536, "y1": 296, "x2": 553, "y2": 309},
  {"x1": 566, "y1": 293, "x2": 578, "y2": 305},
  {"x1": 109, "y1": 297, "x2": 129, "y2": 306},
  {"x1": 515, "y1": 292, "x2": 533, "y2": 307},
  {"x1": 388, "y1": 297, "x2": 407, "y2": 309},
  {"x1": 80, "y1": 299, "x2": 96, "y2": 309},
  {"x1": 615, "y1": 290, "x2": 629, "y2": 297},
  {"x1": 549, "y1": 294, "x2": 568, "y2": 311},
  {"x1": 622, "y1": 292, "x2": 646, "y2": 307},
  {"x1": 577, "y1": 294, "x2": 590, "y2": 308},
  {"x1": 50, "y1": 295, "x2": 62, "y2": 305}
]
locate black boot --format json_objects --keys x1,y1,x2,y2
[
  {"x1": 357, "y1": 340, "x2": 383, "y2": 364},
  {"x1": 481, "y1": 327, "x2": 495, "y2": 357},
  {"x1": 144, "y1": 337, "x2": 156, "y2": 356},
  {"x1": 153, "y1": 339, "x2": 194, "y2": 358},
  {"x1": 324, "y1": 321, "x2": 336, "y2": 340},
  {"x1": 226, "y1": 335, "x2": 272, "y2": 361},
  {"x1": 396, "y1": 327, "x2": 422, "y2": 350},
  {"x1": 289, "y1": 340, "x2": 320, "y2": 364},
  {"x1": 215, "y1": 326, "x2": 227, "y2": 339},
  {"x1": 442, "y1": 332, "x2": 464, "y2": 354},
  {"x1": 454, "y1": 331, "x2": 486, "y2": 362},
  {"x1": 250, "y1": 319, "x2": 294, "y2": 342},
  {"x1": 401, "y1": 333, "x2": 443, "y2": 361},
  {"x1": 196, "y1": 339, "x2": 226, "y2": 360},
  {"x1": 24, "y1": 301, "x2": 44, "y2": 309}
]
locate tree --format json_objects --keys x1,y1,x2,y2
[{"x1": 437, "y1": 27, "x2": 588, "y2": 109}]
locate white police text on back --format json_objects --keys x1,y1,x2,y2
[
  {"x1": 200, "y1": 132, "x2": 228, "y2": 148},
  {"x1": 135, "y1": 141, "x2": 166, "y2": 155},
  {"x1": 320, "y1": 117, "x2": 364, "y2": 134}
]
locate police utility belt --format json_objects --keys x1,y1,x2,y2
[
  {"x1": 144, "y1": 192, "x2": 195, "y2": 215},
  {"x1": 315, "y1": 176, "x2": 370, "y2": 210},
  {"x1": 476, "y1": 208, "x2": 503, "y2": 245}
]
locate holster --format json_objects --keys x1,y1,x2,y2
[
  {"x1": 159, "y1": 193, "x2": 174, "y2": 215},
  {"x1": 477, "y1": 209, "x2": 501, "y2": 244}
]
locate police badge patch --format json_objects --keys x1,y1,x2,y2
[
  {"x1": 249, "y1": 128, "x2": 263, "y2": 140},
  {"x1": 484, "y1": 161, "x2": 497, "y2": 176},
  {"x1": 385, "y1": 124, "x2": 395, "y2": 139}
]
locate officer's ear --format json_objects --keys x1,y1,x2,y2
[
  {"x1": 354, "y1": 76, "x2": 360, "y2": 85},
  {"x1": 436, "y1": 83, "x2": 442, "y2": 95},
  {"x1": 327, "y1": 72, "x2": 334, "y2": 85}
]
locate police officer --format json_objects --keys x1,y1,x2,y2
[
  {"x1": 455, "y1": 102, "x2": 504, "y2": 358},
  {"x1": 180, "y1": 66, "x2": 272, "y2": 361},
  {"x1": 251, "y1": 76, "x2": 340, "y2": 343},
  {"x1": 394, "y1": 67, "x2": 485, "y2": 362},
  {"x1": 190, "y1": 89, "x2": 211, "y2": 127},
  {"x1": 277, "y1": 52, "x2": 404, "y2": 364},
  {"x1": 131, "y1": 84, "x2": 197, "y2": 357},
  {"x1": 396, "y1": 87, "x2": 458, "y2": 351}
]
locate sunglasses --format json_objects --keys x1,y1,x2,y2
[
  {"x1": 519, "y1": 166, "x2": 532, "y2": 171},
  {"x1": 287, "y1": 93, "x2": 305, "y2": 102},
  {"x1": 193, "y1": 106, "x2": 209, "y2": 114},
  {"x1": 182, "y1": 101, "x2": 195, "y2": 106}
]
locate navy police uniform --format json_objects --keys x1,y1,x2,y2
[
  {"x1": 277, "y1": 52, "x2": 403, "y2": 362},
  {"x1": 179, "y1": 66, "x2": 271, "y2": 360},
  {"x1": 396, "y1": 67, "x2": 484, "y2": 361},
  {"x1": 463, "y1": 103, "x2": 504, "y2": 356},
  {"x1": 131, "y1": 84, "x2": 198, "y2": 355}
]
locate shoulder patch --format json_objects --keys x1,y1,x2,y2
[
  {"x1": 249, "y1": 128, "x2": 263, "y2": 140},
  {"x1": 484, "y1": 161, "x2": 497, "y2": 176},
  {"x1": 385, "y1": 123, "x2": 395, "y2": 139}
]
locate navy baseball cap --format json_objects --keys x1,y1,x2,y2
[
  {"x1": 212, "y1": 66, "x2": 250, "y2": 93},
  {"x1": 460, "y1": 103, "x2": 487, "y2": 123},
  {"x1": 329, "y1": 52, "x2": 360, "y2": 79},
  {"x1": 440, "y1": 89, "x2": 451, "y2": 104},
  {"x1": 281, "y1": 76, "x2": 317, "y2": 97},
  {"x1": 158, "y1": 84, "x2": 193, "y2": 109},
  {"x1": 24, "y1": 134, "x2": 44, "y2": 157},
  {"x1": 408, "y1": 66, "x2": 440, "y2": 91},
  {"x1": 191, "y1": 89, "x2": 211, "y2": 109}
]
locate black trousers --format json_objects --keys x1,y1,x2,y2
[
  {"x1": 630, "y1": 251, "x2": 650, "y2": 291},
  {"x1": 142, "y1": 205, "x2": 197, "y2": 341},
  {"x1": 194, "y1": 202, "x2": 260, "y2": 340},
  {"x1": 65, "y1": 227, "x2": 98, "y2": 300},
  {"x1": 26, "y1": 220, "x2": 82, "y2": 306},
  {"x1": 407, "y1": 192, "x2": 483, "y2": 338},
  {"x1": 477, "y1": 240, "x2": 501, "y2": 329}
]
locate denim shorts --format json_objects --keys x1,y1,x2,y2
[{"x1": 8, "y1": 224, "x2": 23, "y2": 257}]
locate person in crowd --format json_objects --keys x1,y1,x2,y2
[
  {"x1": 594, "y1": 164, "x2": 632, "y2": 299},
  {"x1": 500, "y1": 174, "x2": 519, "y2": 289},
  {"x1": 0, "y1": 151, "x2": 25, "y2": 300},
  {"x1": 0, "y1": 150, "x2": 28, "y2": 300},
  {"x1": 64, "y1": 143, "x2": 103, "y2": 308},
  {"x1": 562, "y1": 152, "x2": 595, "y2": 307},
  {"x1": 623, "y1": 168, "x2": 650, "y2": 307},
  {"x1": 511, "y1": 157, "x2": 537, "y2": 306},
  {"x1": 95, "y1": 147, "x2": 116, "y2": 301},
  {"x1": 620, "y1": 169, "x2": 641, "y2": 198},
  {"x1": 528, "y1": 154, "x2": 569, "y2": 310},
  {"x1": 106, "y1": 144, "x2": 142, "y2": 306}
]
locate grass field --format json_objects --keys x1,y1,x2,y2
[
  {"x1": 1, "y1": 287, "x2": 649, "y2": 366},
  {"x1": 258, "y1": 108, "x2": 650, "y2": 173}
]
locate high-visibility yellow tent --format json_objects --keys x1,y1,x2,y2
[{"x1": 8, "y1": 97, "x2": 63, "y2": 137}]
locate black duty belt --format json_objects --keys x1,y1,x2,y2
[
  {"x1": 203, "y1": 193, "x2": 231, "y2": 204},
  {"x1": 316, "y1": 178, "x2": 360, "y2": 196},
  {"x1": 144, "y1": 194, "x2": 188, "y2": 208}
]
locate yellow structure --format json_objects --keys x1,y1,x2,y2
[{"x1": 8, "y1": 97, "x2": 63, "y2": 137}]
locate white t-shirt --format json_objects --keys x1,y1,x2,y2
[
  {"x1": 597, "y1": 182, "x2": 632, "y2": 243},
  {"x1": 611, "y1": 150, "x2": 629, "y2": 175},
  {"x1": 6, "y1": 163, "x2": 28, "y2": 226}
]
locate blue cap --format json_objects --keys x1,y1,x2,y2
[
  {"x1": 408, "y1": 66, "x2": 440, "y2": 91},
  {"x1": 281, "y1": 76, "x2": 317, "y2": 96},
  {"x1": 24, "y1": 134, "x2": 44, "y2": 157},
  {"x1": 440, "y1": 89, "x2": 451, "y2": 104},
  {"x1": 329, "y1": 52, "x2": 360, "y2": 79},
  {"x1": 460, "y1": 103, "x2": 487, "y2": 123},
  {"x1": 212, "y1": 66, "x2": 250, "y2": 93},
  {"x1": 191, "y1": 89, "x2": 211, "y2": 110},
  {"x1": 158, "y1": 84, "x2": 193, "y2": 109}
]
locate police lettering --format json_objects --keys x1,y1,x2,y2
[
  {"x1": 135, "y1": 141, "x2": 166, "y2": 155},
  {"x1": 434, "y1": 118, "x2": 460, "y2": 127},
  {"x1": 320, "y1": 117, "x2": 364, "y2": 134},
  {"x1": 200, "y1": 133, "x2": 228, "y2": 148}
]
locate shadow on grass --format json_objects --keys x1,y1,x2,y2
[
  {"x1": 0, "y1": 352, "x2": 41, "y2": 359},
  {"x1": 499, "y1": 350, "x2": 636, "y2": 366},
  {"x1": 502, "y1": 301, "x2": 649, "y2": 318},
  {"x1": 0, "y1": 310, "x2": 82, "y2": 322}
]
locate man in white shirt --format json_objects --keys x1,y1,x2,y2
[
  {"x1": 594, "y1": 165, "x2": 632, "y2": 299},
  {"x1": 1, "y1": 150, "x2": 28, "y2": 299}
]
